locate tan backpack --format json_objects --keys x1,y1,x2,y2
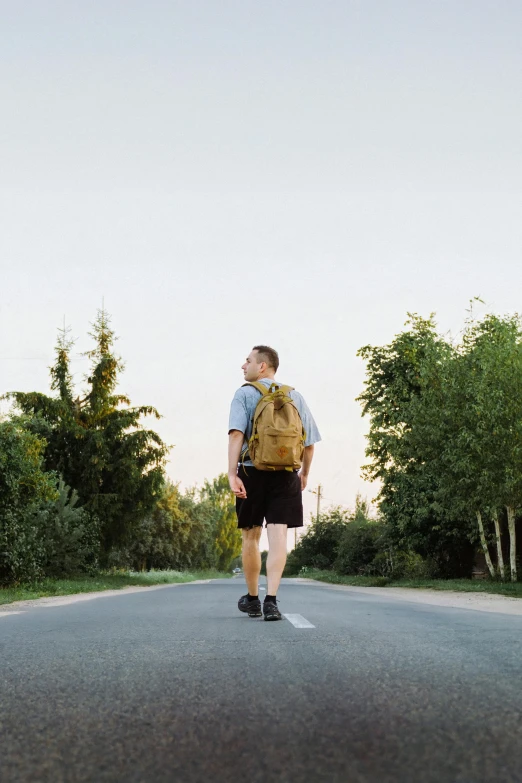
[{"x1": 243, "y1": 382, "x2": 306, "y2": 471}]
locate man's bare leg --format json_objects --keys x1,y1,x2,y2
[
  {"x1": 266, "y1": 523, "x2": 288, "y2": 596},
  {"x1": 242, "y1": 527, "x2": 262, "y2": 596}
]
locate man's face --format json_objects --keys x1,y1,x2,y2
[{"x1": 242, "y1": 350, "x2": 264, "y2": 382}]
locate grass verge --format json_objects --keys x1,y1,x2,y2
[
  {"x1": 294, "y1": 569, "x2": 522, "y2": 598},
  {"x1": 0, "y1": 569, "x2": 231, "y2": 606}
]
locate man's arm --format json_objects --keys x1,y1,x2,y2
[
  {"x1": 228, "y1": 430, "x2": 247, "y2": 498},
  {"x1": 299, "y1": 444, "x2": 314, "y2": 491}
]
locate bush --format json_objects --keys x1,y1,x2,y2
[
  {"x1": 368, "y1": 548, "x2": 430, "y2": 579},
  {"x1": 334, "y1": 517, "x2": 432, "y2": 579},
  {"x1": 1, "y1": 478, "x2": 99, "y2": 584},
  {"x1": 284, "y1": 507, "x2": 352, "y2": 576},
  {"x1": 0, "y1": 420, "x2": 57, "y2": 584},
  {"x1": 1, "y1": 507, "x2": 47, "y2": 584},
  {"x1": 334, "y1": 520, "x2": 382, "y2": 575},
  {"x1": 36, "y1": 479, "x2": 100, "y2": 577}
]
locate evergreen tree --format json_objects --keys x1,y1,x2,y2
[{"x1": 7, "y1": 308, "x2": 169, "y2": 557}]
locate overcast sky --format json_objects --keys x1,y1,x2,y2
[{"x1": 1, "y1": 0, "x2": 521, "y2": 526}]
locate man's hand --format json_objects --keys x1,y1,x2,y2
[
  {"x1": 228, "y1": 430, "x2": 246, "y2": 497},
  {"x1": 299, "y1": 445, "x2": 314, "y2": 491},
  {"x1": 229, "y1": 473, "x2": 247, "y2": 499}
]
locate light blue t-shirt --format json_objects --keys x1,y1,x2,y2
[{"x1": 228, "y1": 378, "x2": 321, "y2": 466}]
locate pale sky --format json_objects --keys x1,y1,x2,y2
[{"x1": 1, "y1": 1, "x2": 522, "y2": 531}]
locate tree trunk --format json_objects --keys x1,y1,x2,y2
[
  {"x1": 476, "y1": 511, "x2": 495, "y2": 578},
  {"x1": 506, "y1": 506, "x2": 517, "y2": 582},
  {"x1": 492, "y1": 511, "x2": 505, "y2": 581}
]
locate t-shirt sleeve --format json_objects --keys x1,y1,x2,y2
[
  {"x1": 293, "y1": 392, "x2": 322, "y2": 447},
  {"x1": 228, "y1": 389, "x2": 249, "y2": 435}
]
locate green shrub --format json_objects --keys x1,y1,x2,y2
[
  {"x1": 334, "y1": 520, "x2": 382, "y2": 575},
  {"x1": 0, "y1": 420, "x2": 57, "y2": 584},
  {"x1": 333, "y1": 516, "x2": 432, "y2": 579},
  {"x1": 36, "y1": 479, "x2": 100, "y2": 577},
  {"x1": 1, "y1": 507, "x2": 47, "y2": 584},
  {"x1": 1, "y1": 478, "x2": 100, "y2": 584},
  {"x1": 368, "y1": 548, "x2": 430, "y2": 579},
  {"x1": 284, "y1": 507, "x2": 352, "y2": 576}
]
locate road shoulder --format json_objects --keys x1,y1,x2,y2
[
  {"x1": 294, "y1": 578, "x2": 522, "y2": 616},
  {"x1": 0, "y1": 580, "x2": 212, "y2": 616}
]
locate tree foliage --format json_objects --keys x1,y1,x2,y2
[
  {"x1": 285, "y1": 500, "x2": 369, "y2": 575},
  {"x1": 0, "y1": 310, "x2": 249, "y2": 585},
  {"x1": 200, "y1": 474, "x2": 242, "y2": 572},
  {"x1": 7, "y1": 309, "x2": 169, "y2": 557},
  {"x1": 0, "y1": 422, "x2": 98, "y2": 583},
  {"x1": 106, "y1": 475, "x2": 241, "y2": 573},
  {"x1": 357, "y1": 309, "x2": 522, "y2": 580},
  {"x1": 0, "y1": 419, "x2": 57, "y2": 583}
]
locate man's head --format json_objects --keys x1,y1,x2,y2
[{"x1": 242, "y1": 345, "x2": 279, "y2": 382}]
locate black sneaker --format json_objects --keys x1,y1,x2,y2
[
  {"x1": 238, "y1": 594, "x2": 262, "y2": 617},
  {"x1": 263, "y1": 600, "x2": 282, "y2": 621}
]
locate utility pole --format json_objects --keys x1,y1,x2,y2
[
  {"x1": 295, "y1": 484, "x2": 323, "y2": 549},
  {"x1": 309, "y1": 484, "x2": 323, "y2": 521}
]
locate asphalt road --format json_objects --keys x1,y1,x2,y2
[{"x1": 2, "y1": 577, "x2": 522, "y2": 783}]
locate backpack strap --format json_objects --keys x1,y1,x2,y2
[
  {"x1": 239, "y1": 382, "x2": 269, "y2": 465},
  {"x1": 276, "y1": 384, "x2": 294, "y2": 396},
  {"x1": 242, "y1": 381, "x2": 272, "y2": 396},
  {"x1": 242, "y1": 382, "x2": 284, "y2": 445},
  {"x1": 242, "y1": 382, "x2": 295, "y2": 396}
]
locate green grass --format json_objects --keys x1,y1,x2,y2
[
  {"x1": 295, "y1": 569, "x2": 522, "y2": 598},
  {"x1": 0, "y1": 569, "x2": 231, "y2": 606}
]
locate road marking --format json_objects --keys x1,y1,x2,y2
[
  {"x1": 283, "y1": 613, "x2": 315, "y2": 628},
  {"x1": 259, "y1": 587, "x2": 266, "y2": 591}
]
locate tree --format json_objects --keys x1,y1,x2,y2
[
  {"x1": 358, "y1": 308, "x2": 522, "y2": 581},
  {"x1": 438, "y1": 314, "x2": 522, "y2": 580},
  {"x1": 357, "y1": 315, "x2": 475, "y2": 576},
  {"x1": 125, "y1": 481, "x2": 218, "y2": 571},
  {"x1": 7, "y1": 309, "x2": 169, "y2": 557},
  {"x1": 357, "y1": 314, "x2": 448, "y2": 482}
]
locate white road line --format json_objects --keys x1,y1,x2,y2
[
  {"x1": 259, "y1": 587, "x2": 266, "y2": 591},
  {"x1": 283, "y1": 613, "x2": 315, "y2": 629}
]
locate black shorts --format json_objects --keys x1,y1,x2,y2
[{"x1": 235, "y1": 464, "x2": 304, "y2": 529}]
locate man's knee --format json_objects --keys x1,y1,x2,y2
[
  {"x1": 242, "y1": 526, "x2": 262, "y2": 543},
  {"x1": 266, "y1": 523, "x2": 288, "y2": 539}
]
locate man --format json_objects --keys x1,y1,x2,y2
[{"x1": 228, "y1": 345, "x2": 321, "y2": 621}]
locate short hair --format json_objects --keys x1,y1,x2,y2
[{"x1": 253, "y1": 345, "x2": 279, "y2": 372}]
